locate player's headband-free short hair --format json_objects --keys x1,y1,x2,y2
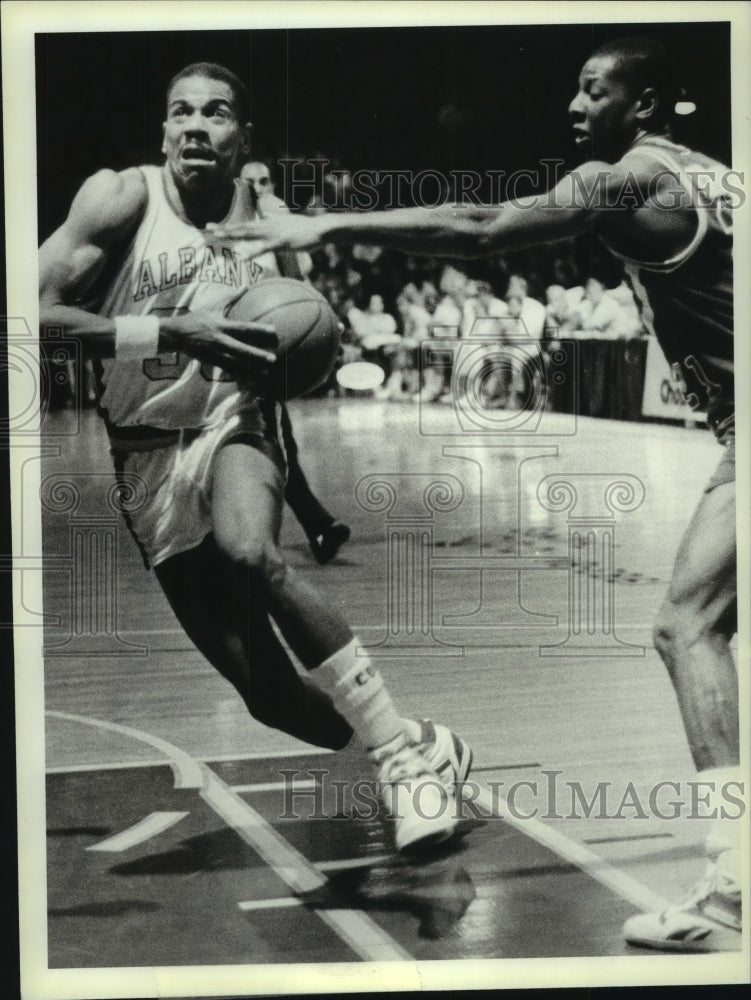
[
  {"x1": 166, "y1": 62, "x2": 250, "y2": 123},
  {"x1": 592, "y1": 37, "x2": 679, "y2": 122}
]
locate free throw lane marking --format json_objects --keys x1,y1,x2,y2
[
  {"x1": 238, "y1": 898, "x2": 304, "y2": 911},
  {"x1": 48, "y1": 710, "x2": 674, "y2": 944},
  {"x1": 46, "y1": 710, "x2": 203, "y2": 789},
  {"x1": 230, "y1": 779, "x2": 317, "y2": 793},
  {"x1": 199, "y1": 764, "x2": 413, "y2": 962},
  {"x1": 86, "y1": 811, "x2": 189, "y2": 852},
  {"x1": 48, "y1": 710, "x2": 412, "y2": 962}
]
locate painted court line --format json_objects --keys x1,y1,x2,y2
[
  {"x1": 469, "y1": 784, "x2": 671, "y2": 914},
  {"x1": 48, "y1": 711, "x2": 673, "y2": 941},
  {"x1": 231, "y1": 779, "x2": 317, "y2": 794},
  {"x1": 86, "y1": 811, "x2": 189, "y2": 852},
  {"x1": 45, "y1": 746, "x2": 336, "y2": 774},
  {"x1": 238, "y1": 898, "x2": 303, "y2": 911},
  {"x1": 46, "y1": 710, "x2": 203, "y2": 789},
  {"x1": 316, "y1": 854, "x2": 393, "y2": 872},
  {"x1": 49, "y1": 710, "x2": 412, "y2": 963},
  {"x1": 199, "y1": 764, "x2": 412, "y2": 962}
]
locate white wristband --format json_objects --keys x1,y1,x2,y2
[{"x1": 114, "y1": 315, "x2": 160, "y2": 359}]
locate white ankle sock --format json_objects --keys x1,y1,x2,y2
[
  {"x1": 313, "y1": 639, "x2": 406, "y2": 751},
  {"x1": 697, "y1": 765, "x2": 744, "y2": 858}
]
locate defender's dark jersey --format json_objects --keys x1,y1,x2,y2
[{"x1": 600, "y1": 135, "x2": 734, "y2": 437}]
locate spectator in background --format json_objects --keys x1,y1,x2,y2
[
  {"x1": 608, "y1": 280, "x2": 645, "y2": 338},
  {"x1": 498, "y1": 294, "x2": 530, "y2": 408},
  {"x1": 398, "y1": 282, "x2": 432, "y2": 341},
  {"x1": 575, "y1": 277, "x2": 637, "y2": 339},
  {"x1": 544, "y1": 284, "x2": 581, "y2": 339},
  {"x1": 347, "y1": 293, "x2": 401, "y2": 391},
  {"x1": 240, "y1": 160, "x2": 314, "y2": 281},
  {"x1": 413, "y1": 284, "x2": 454, "y2": 403},
  {"x1": 378, "y1": 284, "x2": 424, "y2": 400},
  {"x1": 425, "y1": 275, "x2": 465, "y2": 403},
  {"x1": 468, "y1": 282, "x2": 509, "y2": 408},
  {"x1": 506, "y1": 274, "x2": 546, "y2": 340},
  {"x1": 550, "y1": 253, "x2": 580, "y2": 291},
  {"x1": 240, "y1": 159, "x2": 273, "y2": 196},
  {"x1": 348, "y1": 293, "x2": 400, "y2": 350},
  {"x1": 476, "y1": 281, "x2": 509, "y2": 327},
  {"x1": 323, "y1": 160, "x2": 353, "y2": 210},
  {"x1": 440, "y1": 265, "x2": 470, "y2": 313},
  {"x1": 352, "y1": 244, "x2": 384, "y2": 267}
]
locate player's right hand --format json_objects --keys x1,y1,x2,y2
[{"x1": 159, "y1": 311, "x2": 278, "y2": 386}]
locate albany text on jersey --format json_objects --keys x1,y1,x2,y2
[{"x1": 95, "y1": 165, "x2": 274, "y2": 431}]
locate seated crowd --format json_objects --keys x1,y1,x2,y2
[{"x1": 309, "y1": 249, "x2": 645, "y2": 406}]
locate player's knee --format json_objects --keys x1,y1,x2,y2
[
  {"x1": 216, "y1": 527, "x2": 288, "y2": 591},
  {"x1": 653, "y1": 608, "x2": 678, "y2": 664},
  {"x1": 653, "y1": 600, "x2": 724, "y2": 664},
  {"x1": 251, "y1": 542, "x2": 288, "y2": 593},
  {"x1": 215, "y1": 519, "x2": 272, "y2": 567},
  {"x1": 215, "y1": 527, "x2": 256, "y2": 566}
]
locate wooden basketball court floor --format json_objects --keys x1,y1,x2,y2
[{"x1": 34, "y1": 396, "x2": 746, "y2": 975}]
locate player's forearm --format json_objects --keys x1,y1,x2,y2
[
  {"x1": 39, "y1": 303, "x2": 180, "y2": 358},
  {"x1": 319, "y1": 206, "x2": 491, "y2": 258},
  {"x1": 318, "y1": 197, "x2": 586, "y2": 258},
  {"x1": 40, "y1": 304, "x2": 119, "y2": 357}
]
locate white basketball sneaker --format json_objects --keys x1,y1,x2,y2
[
  {"x1": 372, "y1": 735, "x2": 458, "y2": 854},
  {"x1": 415, "y1": 719, "x2": 474, "y2": 793},
  {"x1": 623, "y1": 857, "x2": 742, "y2": 952}
]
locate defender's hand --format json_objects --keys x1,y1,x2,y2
[{"x1": 205, "y1": 212, "x2": 326, "y2": 255}]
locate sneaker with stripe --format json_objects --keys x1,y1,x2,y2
[
  {"x1": 373, "y1": 734, "x2": 458, "y2": 854},
  {"x1": 415, "y1": 719, "x2": 473, "y2": 792},
  {"x1": 623, "y1": 867, "x2": 742, "y2": 952}
]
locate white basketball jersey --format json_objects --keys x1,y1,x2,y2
[{"x1": 96, "y1": 165, "x2": 275, "y2": 431}]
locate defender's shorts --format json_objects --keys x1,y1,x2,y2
[
  {"x1": 705, "y1": 434, "x2": 735, "y2": 494},
  {"x1": 110, "y1": 399, "x2": 283, "y2": 568}
]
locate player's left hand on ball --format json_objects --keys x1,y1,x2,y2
[
  {"x1": 220, "y1": 319, "x2": 280, "y2": 388},
  {"x1": 160, "y1": 311, "x2": 278, "y2": 387}
]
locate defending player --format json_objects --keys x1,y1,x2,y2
[
  {"x1": 219, "y1": 38, "x2": 741, "y2": 948},
  {"x1": 240, "y1": 160, "x2": 352, "y2": 564},
  {"x1": 39, "y1": 62, "x2": 472, "y2": 855}
]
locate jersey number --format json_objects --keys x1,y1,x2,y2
[{"x1": 141, "y1": 306, "x2": 233, "y2": 382}]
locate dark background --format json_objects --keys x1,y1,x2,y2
[{"x1": 35, "y1": 20, "x2": 731, "y2": 240}]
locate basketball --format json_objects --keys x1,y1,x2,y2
[{"x1": 225, "y1": 278, "x2": 341, "y2": 399}]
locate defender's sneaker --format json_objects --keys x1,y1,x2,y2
[
  {"x1": 309, "y1": 521, "x2": 351, "y2": 564},
  {"x1": 623, "y1": 866, "x2": 741, "y2": 952}
]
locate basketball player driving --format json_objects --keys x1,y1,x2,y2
[
  {"x1": 218, "y1": 38, "x2": 740, "y2": 950},
  {"x1": 39, "y1": 62, "x2": 474, "y2": 855}
]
